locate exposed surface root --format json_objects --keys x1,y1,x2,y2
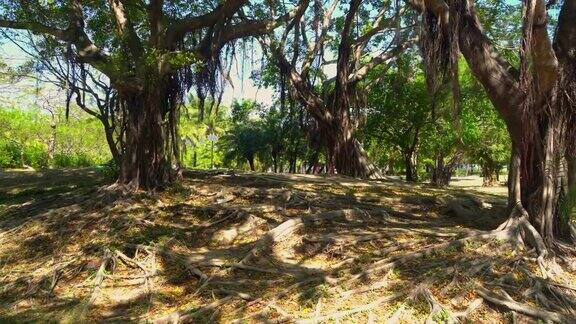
[
  {"x1": 477, "y1": 285, "x2": 575, "y2": 323},
  {"x1": 1, "y1": 170, "x2": 575, "y2": 323}
]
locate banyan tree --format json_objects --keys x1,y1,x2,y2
[
  {"x1": 0, "y1": 0, "x2": 307, "y2": 190},
  {"x1": 260, "y1": 0, "x2": 416, "y2": 178},
  {"x1": 413, "y1": 0, "x2": 576, "y2": 251}
]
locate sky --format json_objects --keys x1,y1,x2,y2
[
  {"x1": 0, "y1": 37, "x2": 277, "y2": 109},
  {"x1": 0, "y1": 0, "x2": 542, "y2": 112}
]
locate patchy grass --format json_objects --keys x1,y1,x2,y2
[{"x1": 0, "y1": 169, "x2": 575, "y2": 323}]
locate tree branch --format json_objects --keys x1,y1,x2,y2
[
  {"x1": 349, "y1": 38, "x2": 416, "y2": 84},
  {"x1": 166, "y1": 0, "x2": 248, "y2": 44},
  {"x1": 108, "y1": 0, "x2": 144, "y2": 59}
]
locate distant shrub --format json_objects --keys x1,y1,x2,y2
[
  {"x1": 97, "y1": 159, "x2": 119, "y2": 180},
  {"x1": 0, "y1": 141, "x2": 22, "y2": 168},
  {"x1": 23, "y1": 143, "x2": 49, "y2": 169},
  {"x1": 74, "y1": 153, "x2": 94, "y2": 167},
  {"x1": 52, "y1": 153, "x2": 75, "y2": 168},
  {"x1": 52, "y1": 153, "x2": 96, "y2": 168}
]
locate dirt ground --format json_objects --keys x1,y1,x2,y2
[{"x1": 0, "y1": 169, "x2": 574, "y2": 323}]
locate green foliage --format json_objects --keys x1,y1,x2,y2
[
  {"x1": 362, "y1": 58, "x2": 431, "y2": 170},
  {"x1": 459, "y1": 62, "x2": 511, "y2": 170},
  {"x1": 0, "y1": 141, "x2": 21, "y2": 168},
  {"x1": 23, "y1": 142, "x2": 49, "y2": 169},
  {"x1": 96, "y1": 159, "x2": 120, "y2": 180},
  {"x1": 362, "y1": 56, "x2": 511, "y2": 180},
  {"x1": 179, "y1": 97, "x2": 230, "y2": 169},
  {"x1": 0, "y1": 106, "x2": 111, "y2": 169}
]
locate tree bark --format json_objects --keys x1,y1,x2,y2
[
  {"x1": 117, "y1": 90, "x2": 171, "y2": 191},
  {"x1": 102, "y1": 118, "x2": 121, "y2": 165},
  {"x1": 48, "y1": 122, "x2": 56, "y2": 163},
  {"x1": 327, "y1": 123, "x2": 381, "y2": 179},
  {"x1": 508, "y1": 144, "x2": 522, "y2": 212},
  {"x1": 404, "y1": 149, "x2": 418, "y2": 182},
  {"x1": 430, "y1": 148, "x2": 461, "y2": 188},
  {"x1": 481, "y1": 159, "x2": 498, "y2": 186},
  {"x1": 431, "y1": 154, "x2": 452, "y2": 187},
  {"x1": 568, "y1": 158, "x2": 576, "y2": 193},
  {"x1": 451, "y1": 0, "x2": 575, "y2": 245}
]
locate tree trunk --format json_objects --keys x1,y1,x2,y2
[
  {"x1": 520, "y1": 123, "x2": 562, "y2": 243},
  {"x1": 272, "y1": 151, "x2": 279, "y2": 173},
  {"x1": 431, "y1": 153, "x2": 460, "y2": 187},
  {"x1": 288, "y1": 152, "x2": 297, "y2": 173},
  {"x1": 48, "y1": 122, "x2": 56, "y2": 164},
  {"x1": 568, "y1": 157, "x2": 576, "y2": 193},
  {"x1": 248, "y1": 157, "x2": 255, "y2": 171},
  {"x1": 404, "y1": 149, "x2": 418, "y2": 182},
  {"x1": 428, "y1": 0, "x2": 576, "y2": 248},
  {"x1": 102, "y1": 118, "x2": 121, "y2": 165},
  {"x1": 387, "y1": 160, "x2": 395, "y2": 175},
  {"x1": 321, "y1": 119, "x2": 382, "y2": 179},
  {"x1": 117, "y1": 92, "x2": 171, "y2": 191},
  {"x1": 481, "y1": 159, "x2": 498, "y2": 186},
  {"x1": 508, "y1": 144, "x2": 522, "y2": 212}
]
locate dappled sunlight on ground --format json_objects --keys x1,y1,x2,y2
[{"x1": 0, "y1": 169, "x2": 574, "y2": 323}]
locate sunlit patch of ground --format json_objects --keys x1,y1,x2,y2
[{"x1": 0, "y1": 169, "x2": 574, "y2": 323}]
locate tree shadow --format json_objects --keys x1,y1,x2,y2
[{"x1": 1, "y1": 169, "x2": 574, "y2": 322}]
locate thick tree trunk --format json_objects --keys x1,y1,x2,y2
[
  {"x1": 568, "y1": 157, "x2": 576, "y2": 192},
  {"x1": 431, "y1": 155, "x2": 451, "y2": 187},
  {"x1": 431, "y1": 153, "x2": 459, "y2": 187},
  {"x1": 333, "y1": 138, "x2": 381, "y2": 179},
  {"x1": 520, "y1": 123, "x2": 562, "y2": 243},
  {"x1": 404, "y1": 149, "x2": 418, "y2": 182},
  {"x1": 288, "y1": 152, "x2": 297, "y2": 173},
  {"x1": 321, "y1": 119, "x2": 382, "y2": 179},
  {"x1": 117, "y1": 92, "x2": 171, "y2": 191},
  {"x1": 422, "y1": 0, "x2": 576, "y2": 249},
  {"x1": 481, "y1": 160, "x2": 498, "y2": 186},
  {"x1": 508, "y1": 144, "x2": 522, "y2": 212}
]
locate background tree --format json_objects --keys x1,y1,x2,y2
[
  {"x1": 0, "y1": 0, "x2": 306, "y2": 190},
  {"x1": 259, "y1": 0, "x2": 417, "y2": 178},
  {"x1": 364, "y1": 58, "x2": 430, "y2": 182},
  {"x1": 460, "y1": 62, "x2": 510, "y2": 186},
  {"x1": 415, "y1": 0, "x2": 576, "y2": 251}
]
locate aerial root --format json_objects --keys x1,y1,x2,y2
[
  {"x1": 115, "y1": 248, "x2": 157, "y2": 311},
  {"x1": 131, "y1": 244, "x2": 208, "y2": 280},
  {"x1": 339, "y1": 268, "x2": 394, "y2": 299},
  {"x1": 229, "y1": 278, "x2": 324, "y2": 323},
  {"x1": 454, "y1": 298, "x2": 484, "y2": 320},
  {"x1": 343, "y1": 229, "x2": 506, "y2": 284},
  {"x1": 418, "y1": 286, "x2": 459, "y2": 324}
]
